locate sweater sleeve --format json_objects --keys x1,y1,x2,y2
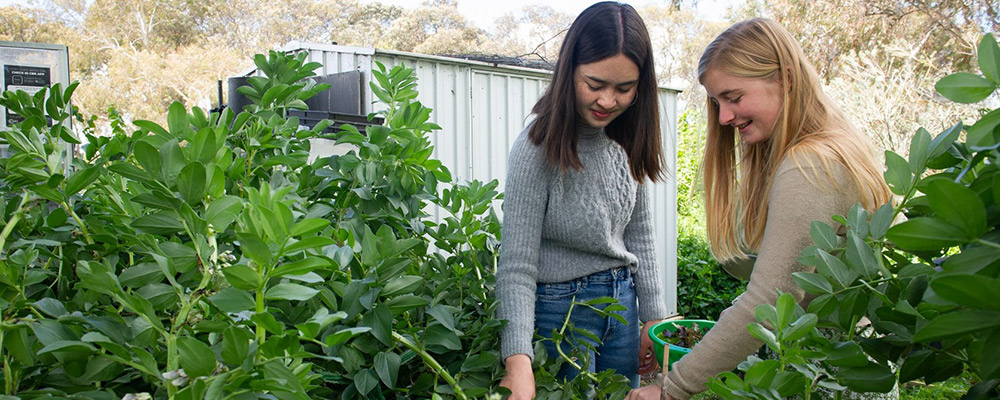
[
  {"x1": 662, "y1": 157, "x2": 855, "y2": 399},
  {"x1": 496, "y1": 132, "x2": 549, "y2": 361},
  {"x1": 625, "y1": 182, "x2": 668, "y2": 322}
]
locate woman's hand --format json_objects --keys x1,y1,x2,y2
[
  {"x1": 626, "y1": 384, "x2": 675, "y2": 400},
  {"x1": 638, "y1": 319, "x2": 662, "y2": 374},
  {"x1": 499, "y1": 354, "x2": 535, "y2": 399}
]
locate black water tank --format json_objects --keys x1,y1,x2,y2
[{"x1": 227, "y1": 76, "x2": 253, "y2": 113}]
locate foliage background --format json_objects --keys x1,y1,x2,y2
[{"x1": 2, "y1": 0, "x2": 998, "y2": 396}]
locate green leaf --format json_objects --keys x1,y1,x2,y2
[
  {"x1": 362, "y1": 304, "x2": 393, "y2": 346},
  {"x1": 908, "y1": 128, "x2": 932, "y2": 174},
  {"x1": 289, "y1": 218, "x2": 330, "y2": 237},
  {"x1": 355, "y1": 369, "x2": 378, "y2": 395},
  {"x1": 942, "y1": 246, "x2": 1000, "y2": 275},
  {"x1": 845, "y1": 233, "x2": 879, "y2": 278},
  {"x1": 982, "y1": 329, "x2": 1000, "y2": 380},
  {"x1": 237, "y1": 232, "x2": 273, "y2": 268},
  {"x1": 775, "y1": 292, "x2": 796, "y2": 328},
  {"x1": 814, "y1": 250, "x2": 856, "y2": 288},
  {"x1": 32, "y1": 298, "x2": 68, "y2": 317},
  {"x1": 209, "y1": 288, "x2": 255, "y2": 313},
  {"x1": 177, "y1": 336, "x2": 216, "y2": 378},
  {"x1": 913, "y1": 310, "x2": 1000, "y2": 342},
  {"x1": 810, "y1": 221, "x2": 839, "y2": 251},
  {"x1": 927, "y1": 122, "x2": 963, "y2": 161},
  {"x1": 887, "y1": 217, "x2": 969, "y2": 251},
  {"x1": 979, "y1": 33, "x2": 1000, "y2": 84},
  {"x1": 191, "y1": 127, "x2": 220, "y2": 164},
  {"x1": 280, "y1": 236, "x2": 335, "y2": 255},
  {"x1": 899, "y1": 349, "x2": 935, "y2": 382},
  {"x1": 133, "y1": 141, "x2": 162, "y2": 181},
  {"x1": 205, "y1": 196, "x2": 242, "y2": 231},
  {"x1": 461, "y1": 352, "x2": 499, "y2": 372},
  {"x1": 265, "y1": 283, "x2": 319, "y2": 301},
  {"x1": 137, "y1": 283, "x2": 178, "y2": 310},
  {"x1": 204, "y1": 371, "x2": 230, "y2": 400},
  {"x1": 385, "y1": 295, "x2": 430, "y2": 314},
  {"x1": 119, "y1": 262, "x2": 165, "y2": 288},
  {"x1": 382, "y1": 275, "x2": 424, "y2": 297},
  {"x1": 807, "y1": 294, "x2": 838, "y2": 317},
  {"x1": 159, "y1": 139, "x2": 187, "y2": 187},
  {"x1": 251, "y1": 313, "x2": 283, "y2": 335},
  {"x1": 967, "y1": 108, "x2": 1000, "y2": 149},
  {"x1": 324, "y1": 327, "x2": 371, "y2": 347},
  {"x1": 271, "y1": 258, "x2": 330, "y2": 279},
  {"x1": 134, "y1": 120, "x2": 169, "y2": 137},
  {"x1": 747, "y1": 323, "x2": 779, "y2": 351},
  {"x1": 167, "y1": 102, "x2": 191, "y2": 137},
  {"x1": 425, "y1": 323, "x2": 462, "y2": 352},
  {"x1": 823, "y1": 341, "x2": 869, "y2": 367},
  {"x1": 37, "y1": 340, "x2": 97, "y2": 356},
  {"x1": 936, "y1": 72, "x2": 996, "y2": 103},
  {"x1": 159, "y1": 241, "x2": 198, "y2": 274},
  {"x1": 883, "y1": 151, "x2": 912, "y2": 196},
  {"x1": 897, "y1": 263, "x2": 936, "y2": 279},
  {"x1": 177, "y1": 162, "x2": 207, "y2": 205},
  {"x1": 931, "y1": 275, "x2": 1000, "y2": 311},
  {"x1": 76, "y1": 261, "x2": 122, "y2": 296},
  {"x1": 839, "y1": 363, "x2": 896, "y2": 393},
  {"x1": 743, "y1": 359, "x2": 780, "y2": 388},
  {"x1": 783, "y1": 313, "x2": 817, "y2": 342},
  {"x1": 869, "y1": 204, "x2": 894, "y2": 239},
  {"x1": 221, "y1": 326, "x2": 251, "y2": 366},
  {"x1": 374, "y1": 352, "x2": 401, "y2": 388},
  {"x1": 64, "y1": 166, "x2": 102, "y2": 195},
  {"x1": 924, "y1": 179, "x2": 987, "y2": 239},
  {"x1": 222, "y1": 264, "x2": 259, "y2": 291},
  {"x1": 133, "y1": 212, "x2": 185, "y2": 235}
]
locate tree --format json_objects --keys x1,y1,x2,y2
[
  {"x1": 378, "y1": 0, "x2": 487, "y2": 54},
  {"x1": 486, "y1": 5, "x2": 574, "y2": 66},
  {"x1": 0, "y1": 6, "x2": 70, "y2": 44}
]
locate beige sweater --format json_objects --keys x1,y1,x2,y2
[{"x1": 663, "y1": 152, "x2": 862, "y2": 399}]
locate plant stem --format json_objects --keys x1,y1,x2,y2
[
  {"x1": 392, "y1": 331, "x2": 467, "y2": 400},
  {"x1": 62, "y1": 202, "x2": 94, "y2": 245},
  {"x1": 976, "y1": 239, "x2": 1000, "y2": 250},
  {"x1": 0, "y1": 192, "x2": 31, "y2": 256}
]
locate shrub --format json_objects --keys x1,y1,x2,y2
[
  {"x1": 676, "y1": 231, "x2": 744, "y2": 321},
  {"x1": 0, "y1": 50, "x2": 646, "y2": 399}
]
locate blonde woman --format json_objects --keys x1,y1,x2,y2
[{"x1": 627, "y1": 18, "x2": 893, "y2": 400}]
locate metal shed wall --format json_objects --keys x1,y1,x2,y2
[{"x1": 283, "y1": 41, "x2": 681, "y2": 315}]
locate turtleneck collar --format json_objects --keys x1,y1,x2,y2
[{"x1": 577, "y1": 124, "x2": 613, "y2": 153}]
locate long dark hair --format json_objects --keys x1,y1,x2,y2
[{"x1": 528, "y1": 1, "x2": 663, "y2": 182}]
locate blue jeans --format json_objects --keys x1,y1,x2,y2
[{"x1": 534, "y1": 266, "x2": 640, "y2": 388}]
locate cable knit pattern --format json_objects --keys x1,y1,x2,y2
[
  {"x1": 661, "y1": 152, "x2": 862, "y2": 400},
  {"x1": 497, "y1": 123, "x2": 668, "y2": 361}
]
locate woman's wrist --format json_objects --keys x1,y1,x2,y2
[{"x1": 504, "y1": 354, "x2": 531, "y2": 370}]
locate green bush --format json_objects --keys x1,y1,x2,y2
[
  {"x1": 0, "y1": 51, "x2": 511, "y2": 399},
  {"x1": 676, "y1": 231, "x2": 744, "y2": 321},
  {"x1": 0, "y1": 50, "x2": 646, "y2": 399}
]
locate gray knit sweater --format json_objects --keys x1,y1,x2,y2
[{"x1": 496, "y1": 123, "x2": 669, "y2": 361}]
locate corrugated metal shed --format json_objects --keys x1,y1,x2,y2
[{"x1": 281, "y1": 41, "x2": 681, "y2": 315}]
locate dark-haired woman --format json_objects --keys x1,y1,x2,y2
[{"x1": 496, "y1": 2, "x2": 671, "y2": 398}]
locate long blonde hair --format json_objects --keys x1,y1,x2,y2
[{"x1": 698, "y1": 18, "x2": 892, "y2": 262}]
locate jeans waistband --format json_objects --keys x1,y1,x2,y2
[{"x1": 584, "y1": 266, "x2": 631, "y2": 282}]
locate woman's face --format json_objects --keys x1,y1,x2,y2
[
  {"x1": 702, "y1": 68, "x2": 784, "y2": 145},
  {"x1": 573, "y1": 53, "x2": 639, "y2": 128}
]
